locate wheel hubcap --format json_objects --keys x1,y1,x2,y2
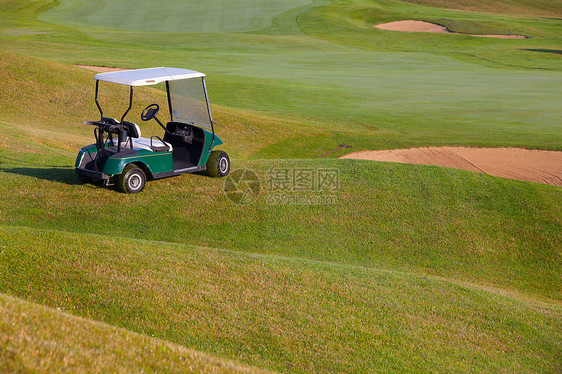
[
  {"x1": 219, "y1": 158, "x2": 228, "y2": 173},
  {"x1": 130, "y1": 175, "x2": 141, "y2": 189}
]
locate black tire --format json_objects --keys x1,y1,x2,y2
[
  {"x1": 206, "y1": 150, "x2": 230, "y2": 177},
  {"x1": 117, "y1": 164, "x2": 146, "y2": 193}
]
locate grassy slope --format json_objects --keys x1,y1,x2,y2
[
  {"x1": 0, "y1": 0, "x2": 561, "y2": 372},
  {"x1": 1, "y1": 155, "x2": 560, "y2": 300},
  {"x1": 0, "y1": 52, "x2": 559, "y2": 301},
  {"x1": 402, "y1": 0, "x2": 562, "y2": 17},
  {"x1": 0, "y1": 50, "x2": 324, "y2": 160},
  {"x1": 0, "y1": 52, "x2": 560, "y2": 372},
  {"x1": 0, "y1": 293, "x2": 267, "y2": 373},
  {"x1": 1, "y1": 226, "x2": 560, "y2": 373}
]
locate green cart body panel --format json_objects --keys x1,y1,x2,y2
[
  {"x1": 199, "y1": 130, "x2": 223, "y2": 166},
  {"x1": 103, "y1": 149, "x2": 173, "y2": 176},
  {"x1": 76, "y1": 130, "x2": 222, "y2": 177}
]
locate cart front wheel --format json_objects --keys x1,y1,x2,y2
[
  {"x1": 117, "y1": 164, "x2": 146, "y2": 193},
  {"x1": 206, "y1": 151, "x2": 230, "y2": 177}
]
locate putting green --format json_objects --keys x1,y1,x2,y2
[{"x1": 39, "y1": 0, "x2": 314, "y2": 33}]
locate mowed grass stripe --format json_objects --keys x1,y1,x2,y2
[
  {"x1": 38, "y1": 0, "x2": 315, "y2": 33},
  {"x1": 0, "y1": 293, "x2": 269, "y2": 373},
  {"x1": 0, "y1": 225, "x2": 560, "y2": 373}
]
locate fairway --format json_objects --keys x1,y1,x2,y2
[
  {"x1": 0, "y1": 0, "x2": 561, "y2": 372},
  {"x1": 39, "y1": 0, "x2": 314, "y2": 33}
]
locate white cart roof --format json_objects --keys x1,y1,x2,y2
[{"x1": 94, "y1": 67, "x2": 206, "y2": 86}]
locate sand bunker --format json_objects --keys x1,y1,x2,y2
[
  {"x1": 376, "y1": 20, "x2": 449, "y2": 33},
  {"x1": 341, "y1": 147, "x2": 562, "y2": 186},
  {"x1": 75, "y1": 65, "x2": 128, "y2": 73},
  {"x1": 374, "y1": 20, "x2": 526, "y2": 39}
]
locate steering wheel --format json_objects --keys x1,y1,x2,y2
[{"x1": 141, "y1": 103, "x2": 160, "y2": 121}]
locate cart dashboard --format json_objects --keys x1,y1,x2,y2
[{"x1": 166, "y1": 122, "x2": 195, "y2": 144}]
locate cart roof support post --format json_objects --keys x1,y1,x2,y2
[
  {"x1": 95, "y1": 80, "x2": 103, "y2": 119},
  {"x1": 202, "y1": 77, "x2": 215, "y2": 150},
  {"x1": 120, "y1": 86, "x2": 134, "y2": 123}
]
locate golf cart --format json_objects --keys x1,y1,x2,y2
[{"x1": 75, "y1": 67, "x2": 230, "y2": 193}]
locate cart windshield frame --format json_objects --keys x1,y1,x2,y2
[{"x1": 93, "y1": 67, "x2": 214, "y2": 132}]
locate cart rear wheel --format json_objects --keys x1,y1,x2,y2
[
  {"x1": 117, "y1": 164, "x2": 146, "y2": 193},
  {"x1": 206, "y1": 151, "x2": 230, "y2": 177}
]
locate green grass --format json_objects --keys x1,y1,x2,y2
[
  {"x1": 2, "y1": 156, "x2": 561, "y2": 300},
  {"x1": 0, "y1": 293, "x2": 266, "y2": 373},
  {"x1": 402, "y1": 0, "x2": 562, "y2": 17},
  {"x1": 1, "y1": 226, "x2": 560, "y2": 373},
  {"x1": 0, "y1": 0, "x2": 561, "y2": 372},
  {"x1": 1, "y1": 0, "x2": 561, "y2": 156},
  {"x1": 0, "y1": 52, "x2": 559, "y2": 301},
  {"x1": 38, "y1": 0, "x2": 314, "y2": 33}
]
